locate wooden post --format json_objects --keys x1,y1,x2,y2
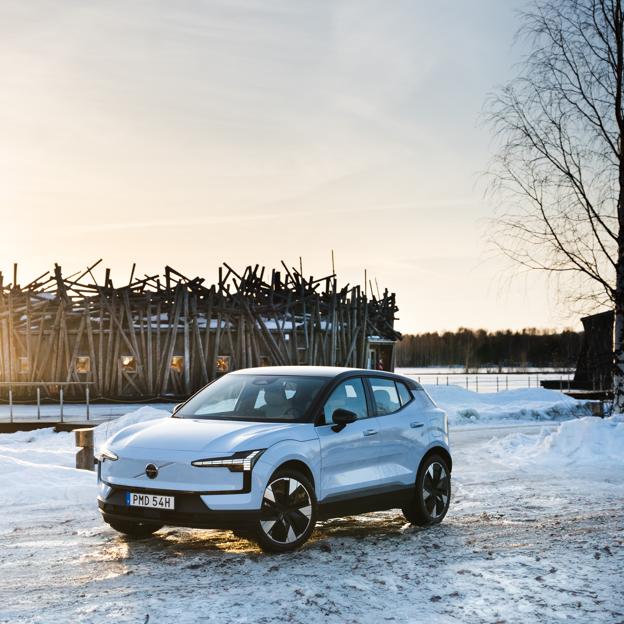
[{"x1": 75, "y1": 427, "x2": 95, "y2": 471}]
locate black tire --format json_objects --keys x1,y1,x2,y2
[
  {"x1": 251, "y1": 468, "x2": 317, "y2": 553},
  {"x1": 106, "y1": 520, "x2": 163, "y2": 538},
  {"x1": 402, "y1": 454, "x2": 451, "y2": 526}
]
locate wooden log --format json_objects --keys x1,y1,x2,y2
[
  {"x1": 75, "y1": 427, "x2": 94, "y2": 471},
  {"x1": 121, "y1": 289, "x2": 145, "y2": 390},
  {"x1": 86, "y1": 300, "x2": 98, "y2": 396},
  {"x1": 146, "y1": 298, "x2": 153, "y2": 396},
  {"x1": 183, "y1": 288, "x2": 191, "y2": 393},
  {"x1": 160, "y1": 286, "x2": 182, "y2": 393},
  {"x1": 111, "y1": 302, "x2": 122, "y2": 395},
  {"x1": 211, "y1": 309, "x2": 223, "y2": 379},
  {"x1": 202, "y1": 289, "x2": 214, "y2": 380},
  {"x1": 155, "y1": 299, "x2": 161, "y2": 394},
  {"x1": 103, "y1": 297, "x2": 114, "y2": 394},
  {"x1": 65, "y1": 310, "x2": 86, "y2": 383}
]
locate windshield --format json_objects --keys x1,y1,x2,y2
[{"x1": 178, "y1": 374, "x2": 329, "y2": 422}]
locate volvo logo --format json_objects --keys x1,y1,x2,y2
[{"x1": 145, "y1": 463, "x2": 159, "y2": 479}]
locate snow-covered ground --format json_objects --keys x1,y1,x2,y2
[
  {"x1": 1, "y1": 398, "x2": 623, "y2": 623},
  {"x1": 427, "y1": 385, "x2": 593, "y2": 425}
]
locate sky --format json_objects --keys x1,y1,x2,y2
[{"x1": 0, "y1": 0, "x2": 576, "y2": 333}]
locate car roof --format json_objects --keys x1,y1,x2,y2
[
  {"x1": 229, "y1": 366, "x2": 422, "y2": 389},
  {"x1": 231, "y1": 366, "x2": 356, "y2": 377}
]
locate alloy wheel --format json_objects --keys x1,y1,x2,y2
[
  {"x1": 259, "y1": 477, "x2": 313, "y2": 544},
  {"x1": 422, "y1": 461, "x2": 450, "y2": 519}
]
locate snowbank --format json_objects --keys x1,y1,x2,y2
[
  {"x1": 489, "y1": 416, "x2": 624, "y2": 468},
  {"x1": 0, "y1": 428, "x2": 94, "y2": 507},
  {"x1": 0, "y1": 407, "x2": 170, "y2": 509},
  {"x1": 426, "y1": 385, "x2": 591, "y2": 425}
]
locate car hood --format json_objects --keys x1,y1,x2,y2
[{"x1": 106, "y1": 417, "x2": 317, "y2": 453}]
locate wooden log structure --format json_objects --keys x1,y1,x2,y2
[{"x1": 0, "y1": 262, "x2": 400, "y2": 401}]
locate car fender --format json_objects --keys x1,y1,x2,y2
[
  {"x1": 200, "y1": 437, "x2": 321, "y2": 511},
  {"x1": 255, "y1": 437, "x2": 322, "y2": 488},
  {"x1": 427, "y1": 408, "x2": 449, "y2": 448}
]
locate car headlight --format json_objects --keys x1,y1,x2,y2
[
  {"x1": 96, "y1": 446, "x2": 119, "y2": 462},
  {"x1": 191, "y1": 449, "x2": 265, "y2": 472}
]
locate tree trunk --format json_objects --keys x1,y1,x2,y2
[
  {"x1": 614, "y1": 245, "x2": 624, "y2": 413},
  {"x1": 614, "y1": 0, "x2": 624, "y2": 415}
]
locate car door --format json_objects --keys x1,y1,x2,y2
[
  {"x1": 316, "y1": 377, "x2": 384, "y2": 502},
  {"x1": 367, "y1": 377, "x2": 431, "y2": 489}
]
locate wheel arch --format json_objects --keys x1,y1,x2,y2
[
  {"x1": 420, "y1": 446, "x2": 452, "y2": 474},
  {"x1": 273, "y1": 460, "x2": 316, "y2": 490}
]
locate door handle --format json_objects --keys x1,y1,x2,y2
[
  {"x1": 363, "y1": 428, "x2": 378, "y2": 436},
  {"x1": 410, "y1": 422, "x2": 424, "y2": 429}
]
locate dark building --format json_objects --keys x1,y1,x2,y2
[
  {"x1": 541, "y1": 310, "x2": 613, "y2": 395},
  {"x1": 573, "y1": 310, "x2": 613, "y2": 391}
]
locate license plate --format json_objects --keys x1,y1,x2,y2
[{"x1": 126, "y1": 492, "x2": 175, "y2": 510}]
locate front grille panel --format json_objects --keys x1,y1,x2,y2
[
  {"x1": 102, "y1": 456, "x2": 245, "y2": 492},
  {"x1": 99, "y1": 488, "x2": 258, "y2": 529}
]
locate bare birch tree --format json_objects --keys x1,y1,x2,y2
[{"x1": 488, "y1": 0, "x2": 624, "y2": 410}]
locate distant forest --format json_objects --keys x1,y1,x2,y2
[{"x1": 396, "y1": 328, "x2": 583, "y2": 369}]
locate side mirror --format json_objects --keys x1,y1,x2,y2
[{"x1": 331, "y1": 408, "x2": 357, "y2": 432}]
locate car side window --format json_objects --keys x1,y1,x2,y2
[
  {"x1": 322, "y1": 378, "x2": 368, "y2": 424},
  {"x1": 396, "y1": 381, "x2": 413, "y2": 406},
  {"x1": 370, "y1": 378, "x2": 401, "y2": 416}
]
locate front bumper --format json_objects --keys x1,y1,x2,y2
[{"x1": 98, "y1": 486, "x2": 260, "y2": 530}]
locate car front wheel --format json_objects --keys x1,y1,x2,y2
[
  {"x1": 251, "y1": 469, "x2": 317, "y2": 553},
  {"x1": 402, "y1": 454, "x2": 451, "y2": 526}
]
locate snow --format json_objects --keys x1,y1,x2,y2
[
  {"x1": 0, "y1": 408, "x2": 170, "y2": 507},
  {"x1": 427, "y1": 384, "x2": 592, "y2": 425},
  {"x1": 489, "y1": 416, "x2": 624, "y2": 468},
  {"x1": 1, "y1": 402, "x2": 622, "y2": 623},
  {"x1": 0, "y1": 428, "x2": 94, "y2": 507}
]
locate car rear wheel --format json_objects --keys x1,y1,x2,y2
[
  {"x1": 106, "y1": 520, "x2": 163, "y2": 538},
  {"x1": 402, "y1": 454, "x2": 451, "y2": 526},
  {"x1": 251, "y1": 469, "x2": 317, "y2": 553}
]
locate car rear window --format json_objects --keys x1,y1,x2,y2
[{"x1": 396, "y1": 381, "x2": 413, "y2": 406}]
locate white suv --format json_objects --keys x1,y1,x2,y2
[{"x1": 97, "y1": 366, "x2": 451, "y2": 552}]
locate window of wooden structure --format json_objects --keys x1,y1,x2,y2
[
  {"x1": 215, "y1": 355, "x2": 230, "y2": 374},
  {"x1": 259, "y1": 356, "x2": 271, "y2": 367},
  {"x1": 75, "y1": 356, "x2": 91, "y2": 374},
  {"x1": 170, "y1": 356, "x2": 184, "y2": 373},
  {"x1": 120, "y1": 355, "x2": 137, "y2": 374},
  {"x1": 18, "y1": 357, "x2": 30, "y2": 374}
]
